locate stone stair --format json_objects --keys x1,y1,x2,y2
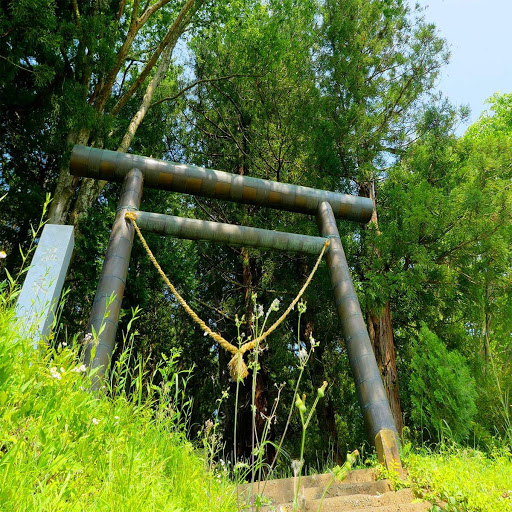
[{"x1": 241, "y1": 468, "x2": 432, "y2": 512}]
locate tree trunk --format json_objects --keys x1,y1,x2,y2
[
  {"x1": 48, "y1": 128, "x2": 90, "y2": 224},
  {"x1": 111, "y1": 0, "x2": 198, "y2": 116},
  {"x1": 482, "y1": 278, "x2": 491, "y2": 370},
  {"x1": 241, "y1": 247, "x2": 253, "y2": 328},
  {"x1": 366, "y1": 303, "x2": 403, "y2": 434},
  {"x1": 70, "y1": 1, "x2": 198, "y2": 225},
  {"x1": 359, "y1": 179, "x2": 403, "y2": 435}
]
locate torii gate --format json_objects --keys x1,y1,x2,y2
[{"x1": 70, "y1": 145, "x2": 402, "y2": 469}]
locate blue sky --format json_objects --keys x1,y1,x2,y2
[{"x1": 419, "y1": 0, "x2": 512, "y2": 131}]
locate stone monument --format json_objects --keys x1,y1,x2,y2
[{"x1": 15, "y1": 224, "x2": 74, "y2": 348}]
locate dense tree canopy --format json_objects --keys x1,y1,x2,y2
[{"x1": 0, "y1": 0, "x2": 510, "y2": 466}]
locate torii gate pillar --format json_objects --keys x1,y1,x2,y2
[
  {"x1": 317, "y1": 201, "x2": 402, "y2": 472},
  {"x1": 83, "y1": 168, "x2": 143, "y2": 386}
]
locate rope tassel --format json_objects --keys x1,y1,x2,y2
[
  {"x1": 125, "y1": 211, "x2": 329, "y2": 381},
  {"x1": 228, "y1": 351, "x2": 249, "y2": 381}
]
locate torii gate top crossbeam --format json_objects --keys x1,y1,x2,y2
[{"x1": 70, "y1": 145, "x2": 373, "y2": 223}]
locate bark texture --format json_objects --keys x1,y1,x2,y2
[
  {"x1": 360, "y1": 179, "x2": 404, "y2": 435},
  {"x1": 49, "y1": 128, "x2": 90, "y2": 224},
  {"x1": 367, "y1": 303, "x2": 403, "y2": 434}
]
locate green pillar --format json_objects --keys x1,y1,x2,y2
[
  {"x1": 84, "y1": 168, "x2": 144, "y2": 386},
  {"x1": 317, "y1": 201, "x2": 401, "y2": 467}
]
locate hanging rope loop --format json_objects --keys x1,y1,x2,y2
[{"x1": 125, "y1": 211, "x2": 329, "y2": 380}]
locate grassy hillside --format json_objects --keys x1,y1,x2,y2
[
  {"x1": 373, "y1": 440, "x2": 512, "y2": 512},
  {"x1": 0, "y1": 305, "x2": 237, "y2": 512}
]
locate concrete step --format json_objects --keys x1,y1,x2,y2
[
  {"x1": 260, "y1": 505, "x2": 431, "y2": 512},
  {"x1": 243, "y1": 468, "x2": 378, "y2": 501},
  {"x1": 308, "y1": 469, "x2": 379, "y2": 486},
  {"x1": 305, "y1": 480, "x2": 393, "y2": 501},
  {"x1": 258, "y1": 488, "x2": 421, "y2": 512},
  {"x1": 246, "y1": 479, "x2": 392, "y2": 504},
  {"x1": 350, "y1": 504, "x2": 432, "y2": 512},
  {"x1": 256, "y1": 503, "x2": 431, "y2": 512}
]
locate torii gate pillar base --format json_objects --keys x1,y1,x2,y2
[{"x1": 375, "y1": 429, "x2": 403, "y2": 476}]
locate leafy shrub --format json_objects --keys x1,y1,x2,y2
[{"x1": 409, "y1": 325, "x2": 477, "y2": 442}]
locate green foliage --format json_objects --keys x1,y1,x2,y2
[
  {"x1": 406, "y1": 447, "x2": 512, "y2": 512},
  {"x1": 318, "y1": 0, "x2": 448, "y2": 183},
  {"x1": 0, "y1": 305, "x2": 236, "y2": 511},
  {"x1": 1, "y1": 0, "x2": 510, "y2": 467},
  {"x1": 409, "y1": 325, "x2": 477, "y2": 442},
  {"x1": 466, "y1": 93, "x2": 512, "y2": 137},
  {"x1": 377, "y1": 94, "x2": 511, "y2": 445}
]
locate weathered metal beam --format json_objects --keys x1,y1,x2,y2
[
  {"x1": 84, "y1": 168, "x2": 144, "y2": 386},
  {"x1": 135, "y1": 211, "x2": 327, "y2": 255},
  {"x1": 70, "y1": 145, "x2": 373, "y2": 223},
  {"x1": 316, "y1": 201, "x2": 400, "y2": 465}
]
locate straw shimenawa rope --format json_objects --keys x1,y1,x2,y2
[{"x1": 125, "y1": 211, "x2": 329, "y2": 380}]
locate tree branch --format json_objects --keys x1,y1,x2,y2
[
  {"x1": 149, "y1": 74, "x2": 259, "y2": 109},
  {"x1": 71, "y1": 0, "x2": 81, "y2": 29},
  {"x1": 91, "y1": 0, "x2": 142, "y2": 110},
  {"x1": 138, "y1": 0, "x2": 173, "y2": 27},
  {"x1": 111, "y1": 0, "x2": 199, "y2": 115}
]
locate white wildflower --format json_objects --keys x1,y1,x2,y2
[
  {"x1": 298, "y1": 348, "x2": 308, "y2": 366},
  {"x1": 50, "y1": 367, "x2": 62, "y2": 380},
  {"x1": 310, "y1": 335, "x2": 319, "y2": 351},
  {"x1": 60, "y1": 367, "x2": 65, "y2": 373},
  {"x1": 84, "y1": 332, "x2": 92, "y2": 342},
  {"x1": 92, "y1": 418, "x2": 100, "y2": 425},
  {"x1": 291, "y1": 459, "x2": 303, "y2": 477},
  {"x1": 72, "y1": 364, "x2": 87, "y2": 373},
  {"x1": 0, "y1": 251, "x2": 6, "y2": 259},
  {"x1": 256, "y1": 304, "x2": 264, "y2": 318},
  {"x1": 270, "y1": 298, "x2": 280, "y2": 312}
]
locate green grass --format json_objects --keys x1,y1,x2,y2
[
  {"x1": 403, "y1": 446, "x2": 512, "y2": 512},
  {"x1": 0, "y1": 306, "x2": 237, "y2": 512}
]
